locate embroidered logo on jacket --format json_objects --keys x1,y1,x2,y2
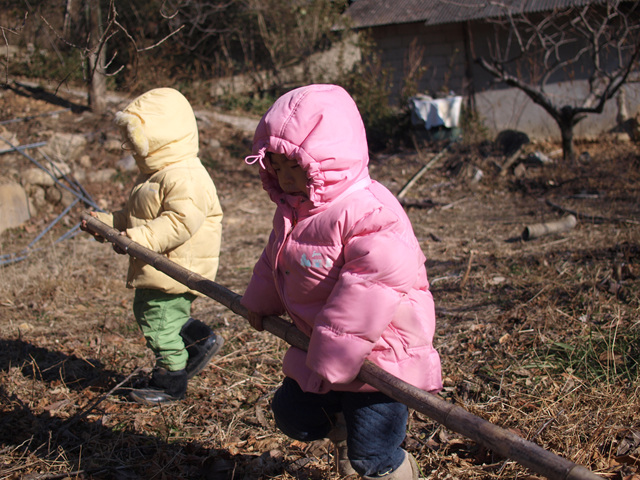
[{"x1": 300, "y1": 251, "x2": 334, "y2": 269}]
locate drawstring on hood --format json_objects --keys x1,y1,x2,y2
[{"x1": 244, "y1": 146, "x2": 268, "y2": 170}]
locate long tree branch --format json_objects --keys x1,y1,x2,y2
[{"x1": 80, "y1": 213, "x2": 603, "y2": 480}]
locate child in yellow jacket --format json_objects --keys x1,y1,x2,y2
[{"x1": 82, "y1": 88, "x2": 224, "y2": 404}]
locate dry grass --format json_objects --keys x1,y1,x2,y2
[{"x1": 1, "y1": 86, "x2": 639, "y2": 479}]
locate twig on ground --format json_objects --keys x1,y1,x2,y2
[
  {"x1": 500, "y1": 146, "x2": 525, "y2": 176},
  {"x1": 440, "y1": 197, "x2": 471, "y2": 211},
  {"x1": 460, "y1": 250, "x2": 476, "y2": 288},
  {"x1": 57, "y1": 367, "x2": 142, "y2": 434},
  {"x1": 397, "y1": 144, "x2": 450, "y2": 199},
  {"x1": 498, "y1": 411, "x2": 564, "y2": 475},
  {"x1": 545, "y1": 199, "x2": 639, "y2": 225},
  {"x1": 397, "y1": 197, "x2": 438, "y2": 209}
]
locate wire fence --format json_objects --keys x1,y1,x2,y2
[{"x1": 0, "y1": 112, "x2": 105, "y2": 266}]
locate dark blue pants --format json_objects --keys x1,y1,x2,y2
[{"x1": 271, "y1": 377, "x2": 408, "y2": 477}]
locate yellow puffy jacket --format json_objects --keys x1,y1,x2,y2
[{"x1": 96, "y1": 88, "x2": 223, "y2": 295}]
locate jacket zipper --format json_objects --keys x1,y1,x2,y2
[{"x1": 273, "y1": 209, "x2": 297, "y2": 310}]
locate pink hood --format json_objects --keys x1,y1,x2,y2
[
  {"x1": 242, "y1": 84, "x2": 442, "y2": 395},
  {"x1": 246, "y1": 84, "x2": 370, "y2": 210}
]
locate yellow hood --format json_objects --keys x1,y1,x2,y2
[{"x1": 115, "y1": 88, "x2": 199, "y2": 174}]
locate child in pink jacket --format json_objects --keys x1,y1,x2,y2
[{"x1": 242, "y1": 84, "x2": 442, "y2": 479}]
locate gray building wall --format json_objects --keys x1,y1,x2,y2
[
  {"x1": 364, "y1": 20, "x2": 640, "y2": 141},
  {"x1": 368, "y1": 22, "x2": 469, "y2": 98}
]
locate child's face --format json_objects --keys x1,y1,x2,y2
[{"x1": 269, "y1": 153, "x2": 308, "y2": 196}]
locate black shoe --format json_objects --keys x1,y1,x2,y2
[
  {"x1": 129, "y1": 368, "x2": 188, "y2": 405},
  {"x1": 180, "y1": 318, "x2": 225, "y2": 379}
]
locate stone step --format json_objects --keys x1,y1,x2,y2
[{"x1": 0, "y1": 182, "x2": 31, "y2": 233}]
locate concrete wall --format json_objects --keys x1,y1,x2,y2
[
  {"x1": 366, "y1": 20, "x2": 640, "y2": 140},
  {"x1": 369, "y1": 23, "x2": 469, "y2": 97},
  {"x1": 475, "y1": 81, "x2": 640, "y2": 140}
]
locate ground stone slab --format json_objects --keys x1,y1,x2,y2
[{"x1": 0, "y1": 182, "x2": 30, "y2": 233}]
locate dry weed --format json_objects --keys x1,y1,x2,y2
[{"x1": 1, "y1": 88, "x2": 639, "y2": 479}]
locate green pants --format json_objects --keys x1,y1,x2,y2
[{"x1": 133, "y1": 288, "x2": 196, "y2": 371}]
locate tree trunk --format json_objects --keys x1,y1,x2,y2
[
  {"x1": 88, "y1": 49, "x2": 107, "y2": 114},
  {"x1": 63, "y1": 0, "x2": 79, "y2": 39},
  {"x1": 86, "y1": 0, "x2": 107, "y2": 114},
  {"x1": 556, "y1": 108, "x2": 576, "y2": 162},
  {"x1": 560, "y1": 126, "x2": 574, "y2": 162}
]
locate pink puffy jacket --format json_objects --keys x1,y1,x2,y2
[{"x1": 242, "y1": 84, "x2": 442, "y2": 394}]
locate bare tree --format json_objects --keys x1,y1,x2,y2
[
  {"x1": 475, "y1": 0, "x2": 640, "y2": 161},
  {"x1": 0, "y1": 13, "x2": 27, "y2": 85},
  {"x1": 164, "y1": 0, "x2": 348, "y2": 89},
  {"x1": 160, "y1": 0, "x2": 241, "y2": 72},
  {"x1": 39, "y1": 0, "x2": 120, "y2": 113},
  {"x1": 79, "y1": 0, "x2": 184, "y2": 113},
  {"x1": 34, "y1": 0, "x2": 183, "y2": 113},
  {"x1": 6, "y1": 0, "x2": 345, "y2": 108}
]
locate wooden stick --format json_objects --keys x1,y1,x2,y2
[
  {"x1": 397, "y1": 144, "x2": 449, "y2": 199},
  {"x1": 500, "y1": 146, "x2": 524, "y2": 176},
  {"x1": 59, "y1": 367, "x2": 143, "y2": 433},
  {"x1": 545, "y1": 199, "x2": 639, "y2": 225},
  {"x1": 459, "y1": 249, "x2": 475, "y2": 288},
  {"x1": 80, "y1": 213, "x2": 602, "y2": 480}
]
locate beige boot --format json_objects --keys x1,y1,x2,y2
[
  {"x1": 327, "y1": 413, "x2": 357, "y2": 477},
  {"x1": 333, "y1": 439, "x2": 358, "y2": 477},
  {"x1": 361, "y1": 450, "x2": 420, "y2": 480}
]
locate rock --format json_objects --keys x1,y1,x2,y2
[
  {"x1": 97, "y1": 198, "x2": 109, "y2": 211},
  {"x1": 613, "y1": 132, "x2": 631, "y2": 143},
  {"x1": 78, "y1": 155, "x2": 92, "y2": 168},
  {"x1": 21, "y1": 167, "x2": 56, "y2": 187},
  {"x1": 104, "y1": 138, "x2": 123, "y2": 152},
  {"x1": 60, "y1": 189, "x2": 77, "y2": 208},
  {"x1": 41, "y1": 132, "x2": 87, "y2": 163},
  {"x1": 495, "y1": 129, "x2": 530, "y2": 156},
  {"x1": 20, "y1": 160, "x2": 71, "y2": 186},
  {"x1": 44, "y1": 186, "x2": 76, "y2": 207},
  {"x1": 523, "y1": 151, "x2": 553, "y2": 166},
  {"x1": 471, "y1": 166, "x2": 483, "y2": 183},
  {"x1": 44, "y1": 185, "x2": 62, "y2": 205},
  {"x1": 88, "y1": 168, "x2": 117, "y2": 183},
  {"x1": 116, "y1": 154, "x2": 137, "y2": 172},
  {"x1": 204, "y1": 138, "x2": 222, "y2": 149},
  {"x1": 579, "y1": 151, "x2": 592, "y2": 163},
  {"x1": 18, "y1": 322, "x2": 35, "y2": 333},
  {"x1": 73, "y1": 168, "x2": 87, "y2": 183},
  {"x1": 27, "y1": 184, "x2": 49, "y2": 214},
  {"x1": 0, "y1": 127, "x2": 20, "y2": 152},
  {"x1": 514, "y1": 163, "x2": 527, "y2": 178},
  {"x1": 0, "y1": 182, "x2": 31, "y2": 233},
  {"x1": 47, "y1": 160, "x2": 72, "y2": 177}
]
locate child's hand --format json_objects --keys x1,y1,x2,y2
[
  {"x1": 80, "y1": 211, "x2": 106, "y2": 243},
  {"x1": 246, "y1": 311, "x2": 264, "y2": 332},
  {"x1": 112, "y1": 231, "x2": 128, "y2": 255}
]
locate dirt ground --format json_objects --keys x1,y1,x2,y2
[{"x1": 0, "y1": 82, "x2": 639, "y2": 480}]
